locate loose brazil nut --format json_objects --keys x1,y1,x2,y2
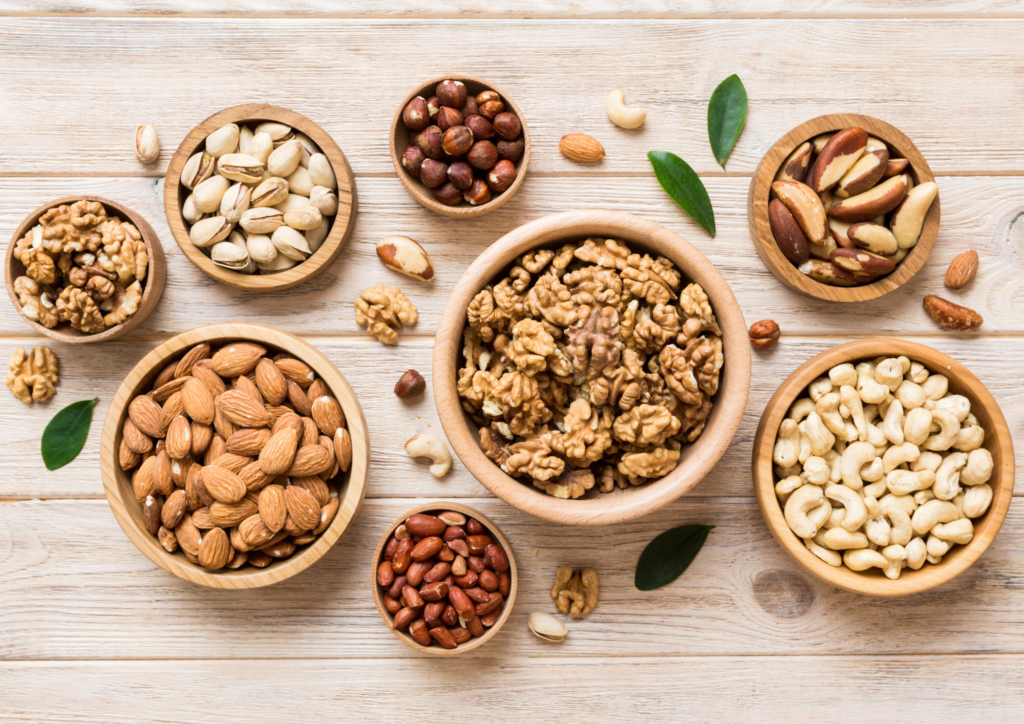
[
  {"x1": 376, "y1": 235, "x2": 435, "y2": 282},
  {"x1": 828, "y1": 218, "x2": 854, "y2": 248},
  {"x1": 889, "y1": 182, "x2": 938, "y2": 249},
  {"x1": 923, "y1": 295, "x2": 984, "y2": 332},
  {"x1": 847, "y1": 222, "x2": 898, "y2": 256},
  {"x1": 883, "y1": 158, "x2": 909, "y2": 178},
  {"x1": 798, "y1": 259, "x2": 858, "y2": 286},
  {"x1": 829, "y1": 174, "x2": 909, "y2": 223},
  {"x1": 771, "y1": 180, "x2": 828, "y2": 243},
  {"x1": 830, "y1": 248, "x2": 896, "y2": 276},
  {"x1": 768, "y1": 198, "x2": 810, "y2": 265},
  {"x1": 775, "y1": 141, "x2": 813, "y2": 184},
  {"x1": 836, "y1": 148, "x2": 888, "y2": 198},
  {"x1": 808, "y1": 127, "x2": 868, "y2": 193}
]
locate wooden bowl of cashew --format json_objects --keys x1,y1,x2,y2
[{"x1": 753, "y1": 339, "x2": 1014, "y2": 596}]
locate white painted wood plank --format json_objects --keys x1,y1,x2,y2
[
  {"x1": 1, "y1": 176, "x2": 1020, "y2": 340},
  {"x1": 1, "y1": 19, "x2": 1024, "y2": 175},
  {"x1": 2, "y1": 496, "x2": 1023, "y2": 660},
  {"x1": 1, "y1": 336, "x2": 1020, "y2": 500}
]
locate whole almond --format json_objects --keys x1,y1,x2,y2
[
  {"x1": 923, "y1": 295, "x2": 984, "y2": 331},
  {"x1": 558, "y1": 133, "x2": 605, "y2": 163},
  {"x1": 225, "y1": 550, "x2": 248, "y2": 569},
  {"x1": 287, "y1": 380, "x2": 313, "y2": 416},
  {"x1": 333, "y1": 428, "x2": 353, "y2": 472},
  {"x1": 175, "y1": 514, "x2": 202, "y2": 556},
  {"x1": 201, "y1": 465, "x2": 247, "y2": 504},
  {"x1": 292, "y1": 474, "x2": 329, "y2": 506},
  {"x1": 259, "y1": 427, "x2": 299, "y2": 475},
  {"x1": 192, "y1": 363, "x2": 228, "y2": 397},
  {"x1": 122, "y1": 418, "x2": 154, "y2": 454},
  {"x1": 128, "y1": 395, "x2": 165, "y2": 438},
  {"x1": 142, "y1": 494, "x2": 162, "y2": 535},
  {"x1": 300, "y1": 417, "x2": 319, "y2": 447},
  {"x1": 198, "y1": 526, "x2": 231, "y2": 570},
  {"x1": 307, "y1": 378, "x2": 329, "y2": 404},
  {"x1": 209, "y1": 499, "x2": 258, "y2": 528},
  {"x1": 312, "y1": 497, "x2": 339, "y2": 535},
  {"x1": 191, "y1": 421, "x2": 213, "y2": 457},
  {"x1": 210, "y1": 342, "x2": 266, "y2": 377},
  {"x1": 272, "y1": 412, "x2": 304, "y2": 437},
  {"x1": 233, "y1": 374, "x2": 264, "y2": 403},
  {"x1": 225, "y1": 428, "x2": 273, "y2": 457},
  {"x1": 248, "y1": 550, "x2": 273, "y2": 567},
  {"x1": 165, "y1": 416, "x2": 193, "y2": 459},
  {"x1": 284, "y1": 485, "x2": 322, "y2": 531},
  {"x1": 209, "y1": 452, "x2": 252, "y2": 474},
  {"x1": 285, "y1": 444, "x2": 333, "y2": 477},
  {"x1": 174, "y1": 342, "x2": 211, "y2": 378},
  {"x1": 181, "y1": 378, "x2": 216, "y2": 425},
  {"x1": 162, "y1": 489, "x2": 187, "y2": 529},
  {"x1": 218, "y1": 389, "x2": 273, "y2": 428},
  {"x1": 239, "y1": 460, "x2": 274, "y2": 492},
  {"x1": 254, "y1": 358, "x2": 288, "y2": 405},
  {"x1": 310, "y1": 395, "x2": 345, "y2": 437},
  {"x1": 276, "y1": 358, "x2": 315, "y2": 387},
  {"x1": 258, "y1": 484, "x2": 287, "y2": 532},
  {"x1": 945, "y1": 249, "x2": 979, "y2": 289},
  {"x1": 153, "y1": 450, "x2": 174, "y2": 495},
  {"x1": 119, "y1": 438, "x2": 141, "y2": 471},
  {"x1": 191, "y1": 507, "x2": 216, "y2": 529},
  {"x1": 238, "y1": 513, "x2": 275, "y2": 547},
  {"x1": 212, "y1": 405, "x2": 237, "y2": 440},
  {"x1": 158, "y1": 525, "x2": 178, "y2": 553},
  {"x1": 153, "y1": 362, "x2": 177, "y2": 390},
  {"x1": 152, "y1": 377, "x2": 189, "y2": 403}
]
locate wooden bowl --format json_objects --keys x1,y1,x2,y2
[
  {"x1": 390, "y1": 75, "x2": 530, "y2": 218},
  {"x1": 748, "y1": 114, "x2": 940, "y2": 302},
  {"x1": 433, "y1": 210, "x2": 752, "y2": 525},
  {"x1": 371, "y1": 502, "x2": 517, "y2": 655},
  {"x1": 164, "y1": 104, "x2": 357, "y2": 292},
  {"x1": 753, "y1": 339, "x2": 1014, "y2": 596},
  {"x1": 5, "y1": 195, "x2": 166, "y2": 343},
  {"x1": 100, "y1": 322, "x2": 370, "y2": 589}
]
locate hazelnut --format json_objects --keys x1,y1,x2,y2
[
  {"x1": 492, "y1": 112, "x2": 521, "y2": 141},
  {"x1": 463, "y1": 179, "x2": 492, "y2": 206},
  {"x1": 447, "y1": 161, "x2": 474, "y2": 190},
  {"x1": 425, "y1": 96, "x2": 441, "y2": 120},
  {"x1": 479, "y1": 99, "x2": 505, "y2": 120},
  {"x1": 467, "y1": 140, "x2": 498, "y2": 170},
  {"x1": 402, "y1": 96, "x2": 429, "y2": 131},
  {"x1": 461, "y1": 96, "x2": 479, "y2": 118},
  {"x1": 437, "y1": 106, "x2": 464, "y2": 132},
  {"x1": 431, "y1": 182, "x2": 463, "y2": 206},
  {"x1": 436, "y1": 80, "x2": 467, "y2": 109},
  {"x1": 395, "y1": 370, "x2": 426, "y2": 398},
  {"x1": 476, "y1": 90, "x2": 500, "y2": 105},
  {"x1": 496, "y1": 138, "x2": 525, "y2": 163},
  {"x1": 442, "y1": 126, "x2": 474, "y2": 156},
  {"x1": 441, "y1": 152, "x2": 465, "y2": 166},
  {"x1": 419, "y1": 158, "x2": 448, "y2": 189},
  {"x1": 485, "y1": 159, "x2": 517, "y2": 193},
  {"x1": 464, "y1": 115, "x2": 495, "y2": 141},
  {"x1": 415, "y1": 125, "x2": 443, "y2": 160},
  {"x1": 401, "y1": 146, "x2": 426, "y2": 178},
  {"x1": 748, "y1": 320, "x2": 780, "y2": 350}
]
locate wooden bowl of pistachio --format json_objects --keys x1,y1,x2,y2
[{"x1": 164, "y1": 104, "x2": 357, "y2": 292}]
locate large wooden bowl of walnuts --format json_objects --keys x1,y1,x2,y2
[{"x1": 433, "y1": 210, "x2": 751, "y2": 525}]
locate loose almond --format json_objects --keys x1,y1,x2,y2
[
  {"x1": 128, "y1": 395, "x2": 165, "y2": 439},
  {"x1": 284, "y1": 485, "x2": 322, "y2": 531},
  {"x1": 181, "y1": 378, "x2": 216, "y2": 425},
  {"x1": 258, "y1": 484, "x2": 288, "y2": 532},
  {"x1": 259, "y1": 427, "x2": 299, "y2": 475},
  {"x1": 210, "y1": 342, "x2": 266, "y2": 377},
  {"x1": 276, "y1": 358, "x2": 315, "y2": 387},
  {"x1": 310, "y1": 395, "x2": 345, "y2": 437},
  {"x1": 286, "y1": 444, "x2": 333, "y2": 477},
  {"x1": 558, "y1": 133, "x2": 605, "y2": 163},
  {"x1": 200, "y1": 465, "x2": 247, "y2": 504},
  {"x1": 122, "y1": 418, "x2": 154, "y2": 454},
  {"x1": 254, "y1": 358, "x2": 288, "y2": 405},
  {"x1": 198, "y1": 526, "x2": 231, "y2": 570},
  {"x1": 218, "y1": 389, "x2": 273, "y2": 428},
  {"x1": 175, "y1": 343, "x2": 211, "y2": 378},
  {"x1": 209, "y1": 499, "x2": 258, "y2": 528},
  {"x1": 945, "y1": 249, "x2": 978, "y2": 289},
  {"x1": 165, "y1": 416, "x2": 193, "y2": 459}
]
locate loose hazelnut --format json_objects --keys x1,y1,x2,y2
[
  {"x1": 425, "y1": 96, "x2": 440, "y2": 121},
  {"x1": 467, "y1": 140, "x2": 498, "y2": 170},
  {"x1": 442, "y1": 126, "x2": 474, "y2": 156},
  {"x1": 415, "y1": 125, "x2": 443, "y2": 160},
  {"x1": 447, "y1": 161, "x2": 474, "y2": 190},
  {"x1": 492, "y1": 112, "x2": 521, "y2": 141},
  {"x1": 464, "y1": 179, "x2": 492, "y2": 206},
  {"x1": 749, "y1": 320, "x2": 780, "y2": 350},
  {"x1": 401, "y1": 146, "x2": 426, "y2": 178},
  {"x1": 476, "y1": 90, "x2": 500, "y2": 105},
  {"x1": 485, "y1": 160, "x2": 517, "y2": 193},
  {"x1": 395, "y1": 370, "x2": 426, "y2": 398},
  {"x1": 436, "y1": 80, "x2": 467, "y2": 109},
  {"x1": 496, "y1": 138, "x2": 524, "y2": 163},
  {"x1": 431, "y1": 182, "x2": 463, "y2": 206},
  {"x1": 402, "y1": 96, "x2": 429, "y2": 131},
  {"x1": 461, "y1": 96, "x2": 479, "y2": 118},
  {"x1": 464, "y1": 115, "x2": 495, "y2": 141},
  {"x1": 419, "y1": 158, "x2": 448, "y2": 189},
  {"x1": 479, "y1": 99, "x2": 505, "y2": 120},
  {"x1": 437, "y1": 106, "x2": 464, "y2": 132}
]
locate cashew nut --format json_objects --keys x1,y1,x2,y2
[
  {"x1": 840, "y1": 442, "x2": 877, "y2": 490},
  {"x1": 829, "y1": 363, "x2": 858, "y2": 387},
  {"x1": 606, "y1": 89, "x2": 646, "y2": 129},
  {"x1": 809, "y1": 377, "x2": 833, "y2": 402},
  {"x1": 824, "y1": 527, "x2": 869, "y2": 550},
  {"x1": 803, "y1": 412, "x2": 835, "y2": 456},
  {"x1": 860, "y1": 457, "x2": 885, "y2": 483},
  {"x1": 924, "y1": 408, "x2": 960, "y2": 452},
  {"x1": 802, "y1": 456, "x2": 831, "y2": 485},
  {"x1": 805, "y1": 537, "x2": 842, "y2": 567},
  {"x1": 880, "y1": 493, "x2": 917, "y2": 515},
  {"x1": 784, "y1": 483, "x2": 825, "y2": 538},
  {"x1": 896, "y1": 380, "x2": 926, "y2": 410},
  {"x1": 881, "y1": 499, "x2": 913, "y2": 546},
  {"x1": 825, "y1": 483, "x2": 868, "y2": 531},
  {"x1": 863, "y1": 403, "x2": 880, "y2": 425},
  {"x1": 881, "y1": 544, "x2": 907, "y2": 579},
  {"x1": 864, "y1": 512, "x2": 891, "y2": 547},
  {"x1": 922, "y1": 374, "x2": 948, "y2": 401},
  {"x1": 843, "y1": 548, "x2": 888, "y2": 572},
  {"x1": 912, "y1": 450, "x2": 943, "y2": 473},
  {"x1": 927, "y1": 533, "x2": 953, "y2": 558},
  {"x1": 863, "y1": 479, "x2": 888, "y2": 499},
  {"x1": 935, "y1": 394, "x2": 971, "y2": 422},
  {"x1": 789, "y1": 397, "x2": 816, "y2": 422},
  {"x1": 817, "y1": 392, "x2": 850, "y2": 440},
  {"x1": 840, "y1": 385, "x2": 867, "y2": 441},
  {"x1": 404, "y1": 433, "x2": 452, "y2": 478},
  {"x1": 775, "y1": 474, "x2": 803, "y2": 503},
  {"x1": 807, "y1": 499, "x2": 833, "y2": 530},
  {"x1": 933, "y1": 451, "x2": 967, "y2": 500},
  {"x1": 912, "y1": 499, "x2": 960, "y2": 535},
  {"x1": 856, "y1": 364, "x2": 889, "y2": 404},
  {"x1": 866, "y1": 423, "x2": 887, "y2": 452},
  {"x1": 824, "y1": 507, "x2": 847, "y2": 529},
  {"x1": 902, "y1": 537, "x2": 926, "y2": 569},
  {"x1": 962, "y1": 484, "x2": 993, "y2": 518},
  {"x1": 961, "y1": 448, "x2": 993, "y2": 486},
  {"x1": 887, "y1": 469, "x2": 935, "y2": 496},
  {"x1": 773, "y1": 418, "x2": 801, "y2": 467},
  {"x1": 882, "y1": 442, "x2": 920, "y2": 474},
  {"x1": 908, "y1": 362, "x2": 929, "y2": 384},
  {"x1": 914, "y1": 489, "x2": 936, "y2": 507},
  {"x1": 953, "y1": 423, "x2": 985, "y2": 452},
  {"x1": 881, "y1": 398, "x2": 905, "y2": 445},
  {"x1": 776, "y1": 463, "x2": 802, "y2": 479},
  {"x1": 931, "y1": 518, "x2": 974, "y2": 545},
  {"x1": 874, "y1": 358, "x2": 904, "y2": 392}
]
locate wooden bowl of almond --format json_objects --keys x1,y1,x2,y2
[{"x1": 100, "y1": 323, "x2": 369, "y2": 589}]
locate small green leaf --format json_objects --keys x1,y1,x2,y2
[
  {"x1": 635, "y1": 524, "x2": 714, "y2": 591},
  {"x1": 41, "y1": 397, "x2": 98, "y2": 471},
  {"x1": 707, "y1": 74, "x2": 748, "y2": 168},
  {"x1": 648, "y1": 151, "x2": 716, "y2": 236}
]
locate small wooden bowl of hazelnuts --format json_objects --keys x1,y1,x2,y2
[{"x1": 390, "y1": 75, "x2": 530, "y2": 219}]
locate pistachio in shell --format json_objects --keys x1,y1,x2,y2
[
  {"x1": 271, "y1": 226, "x2": 312, "y2": 261},
  {"x1": 205, "y1": 123, "x2": 240, "y2": 158},
  {"x1": 527, "y1": 611, "x2": 568, "y2": 642},
  {"x1": 189, "y1": 216, "x2": 233, "y2": 248}
]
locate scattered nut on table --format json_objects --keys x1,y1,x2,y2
[
  {"x1": 6, "y1": 346, "x2": 58, "y2": 404},
  {"x1": 550, "y1": 565, "x2": 599, "y2": 618},
  {"x1": 606, "y1": 89, "x2": 646, "y2": 129},
  {"x1": 749, "y1": 320, "x2": 781, "y2": 350},
  {"x1": 354, "y1": 285, "x2": 418, "y2": 344},
  {"x1": 376, "y1": 236, "x2": 434, "y2": 282},
  {"x1": 944, "y1": 249, "x2": 979, "y2": 289},
  {"x1": 559, "y1": 133, "x2": 605, "y2": 163},
  {"x1": 923, "y1": 295, "x2": 983, "y2": 331},
  {"x1": 394, "y1": 370, "x2": 426, "y2": 398},
  {"x1": 405, "y1": 434, "x2": 452, "y2": 478},
  {"x1": 528, "y1": 611, "x2": 568, "y2": 642},
  {"x1": 773, "y1": 354, "x2": 993, "y2": 579},
  {"x1": 135, "y1": 123, "x2": 160, "y2": 164}
]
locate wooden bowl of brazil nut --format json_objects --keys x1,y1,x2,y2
[
  {"x1": 372, "y1": 502, "x2": 517, "y2": 654},
  {"x1": 749, "y1": 114, "x2": 939, "y2": 302},
  {"x1": 100, "y1": 322, "x2": 369, "y2": 589},
  {"x1": 5, "y1": 196, "x2": 165, "y2": 343},
  {"x1": 164, "y1": 103, "x2": 357, "y2": 292},
  {"x1": 433, "y1": 210, "x2": 751, "y2": 525},
  {"x1": 753, "y1": 339, "x2": 1014, "y2": 596},
  {"x1": 390, "y1": 75, "x2": 530, "y2": 218}
]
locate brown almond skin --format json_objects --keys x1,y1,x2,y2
[
  {"x1": 945, "y1": 249, "x2": 979, "y2": 289},
  {"x1": 808, "y1": 127, "x2": 868, "y2": 193},
  {"x1": 775, "y1": 141, "x2": 813, "y2": 184},
  {"x1": 768, "y1": 198, "x2": 810, "y2": 265},
  {"x1": 830, "y1": 248, "x2": 896, "y2": 276},
  {"x1": 749, "y1": 320, "x2": 781, "y2": 350},
  {"x1": 923, "y1": 295, "x2": 984, "y2": 331},
  {"x1": 829, "y1": 174, "x2": 909, "y2": 223},
  {"x1": 405, "y1": 514, "x2": 446, "y2": 537}
]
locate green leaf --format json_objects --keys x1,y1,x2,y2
[
  {"x1": 647, "y1": 151, "x2": 716, "y2": 236},
  {"x1": 41, "y1": 397, "x2": 98, "y2": 471},
  {"x1": 707, "y1": 74, "x2": 748, "y2": 168},
  {"x1": 635, "y1": 524, "x2": 714, "y2": 591}
]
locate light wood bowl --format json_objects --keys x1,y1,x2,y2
[
  {"x1": 5, "y1": 196, "x2": 165, "y2": 343},
  {"x1": 753, "y1": 339, "x2": 1014, "y2": 596},
  {"x1": 748, "y1": 114, "x2": 940, "y2": 302},
  {"x1": 389, "y1": 75, "x2": 530, "y2": 219},
  {"x1": 371, "y1": 502, "x2": 517, "y2": 655},
  {"x1": 164, "y1": 104, "x2": 357, "y2": 292},
  {"x1": 100, "y1": 323, "x2": 370, "y2": 589},
  {"x1": 433, "y1": 210, "x2": 752, "y2": 525}
]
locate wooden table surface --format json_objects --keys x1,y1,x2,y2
[{"x1": 1, "y1": 3, "x2": 1023, "y2": 721}]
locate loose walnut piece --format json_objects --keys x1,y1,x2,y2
[
  {"x1": 550, "y1": 565, "x2": 599, "y2": 618},
  {"x1": 6, "y1": 346, "x2": 59, "y2": 404},
  {"x1": 354, "y1": 285, "x2": 418, "y2": 344}
]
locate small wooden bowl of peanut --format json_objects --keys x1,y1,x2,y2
[
  {"x1": 100, "y1": 322, "x2": 369, "y2": 589},
  {"x1": 753, "y1": 339, "x2": 1014, "y2": 596}
]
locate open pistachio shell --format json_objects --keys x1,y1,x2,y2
[
  {"x1": 273, "y1": 193, "x2": 312, "y2": 214},
  {"x1": 193, "y1": 175, "x2": 231, "y2": 214},
  {"x1": 182, "y1": 193, "x2": 205, "y2": 224},
  {"x1": 309, "y1": 186, "x2": 339, "y2": 216},
  {"x1": 251, "y1": 177, "x2": 290, "y2": 208},
  {"x1": 308, "y1": 153, "x2": 337, "y2": 190},
  {"x1": 293, "y1": 132, "x2": 317, "y2": 168},
  {"x1": 254, "y1": 121, "x2": 294, "y2": 143},
  {"x1": 250, "y1": 131, "x2": 274, "y2": 165},
  {"x1": 206, "y1": 123, "x2": 240, "y2": 158},
  {"x1": 210, "y1": 239, "x2": 253, "y2": 272},
  {"x1": 268, "y1": 140, "x2": 303, "y2": 178},
  {"x1": 305, "y1": 221, "x2": 329, "y2": 252},
  {"x1": 189, "y1": 216, "x2": 233, "y2": 247},
  {"x1": 285, "y1": 166, "x2": 315, "y2": 196},
  {"x1": 527, "y1": 611, "x2": 568, "y2": 642},
  {"x1": 284, "y1": 206, "x2": 322, "y2": 231},
  {"x1": 245, "y1": 233, "x2": 278, "y2": 265},
  {"x1": 220, "y1": 182, "x2": 252, "y2": 223},
  {"x1": 271, "y1": 226, "x2": 311, "y2": 261},
  {"x1": 217, "y1": 153, "x2": 264, "y2": 183},
  {"x1": 239, "y1": 207, "x2": 285, "y2": 235},
  {"x1": 238, "y1": 125, "x2": 255, "y2": 155},
  {"x1": 181, "y1": 150, "x2": 215, "y2": 190}
]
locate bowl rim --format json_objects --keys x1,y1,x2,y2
[
  {"x1": 747, "y1": 113, "x2": 940, "y2": 303},
  {"x1": 370, "y1": 501, "x2": 518, "y2": 655},
  {"x1": 99, "y1": 322, "x2": 370, "y2": 589},
  {"x1": 5, "y1": 195, "x2": 166, "y2": 344},
  {"x1": 163, "y1": 103, "x2": 357, "y2": 292},
  {"x1": 432, "y1": 209, "x2": 752, "y2": 525},
  {"x1": 752, "y1": 338, "x2": 1015, "y2": 596},
  {"x1": 389, "y1": 74, "x2": 531, "y2": 219}
]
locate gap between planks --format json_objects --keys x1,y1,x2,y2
[{"x1": 5, "y1": 13, "x2": 1024, "y2": 20}]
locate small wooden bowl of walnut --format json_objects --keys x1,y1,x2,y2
[
  {"x1": 100, "y1": 322, "x2": 369, "y2": 589},
  {"x1": 433, "y1": 210, "x2": 751, "y2": 526},
  {"x1": 4, "y1": 196, "x2": 165, "y2": 344},
  {"x1": 753, "y1": 339, "x2": 1014, "y2": 596}
]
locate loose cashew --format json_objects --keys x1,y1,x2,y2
[
  {"x1": 776, "y1": 463, "x2": 802, "y2": 479},
  {"x1": 807, "y1": 499, "x2": 833, "y2": 531},
  {"x1": 864, "y1": 512, "x2": 891, "y2": 547},
  {"x1": 606, "y1": 89, "x2": 647, "y2": 129},
  {"x1": 809, "y1": 377, "x2": 833, "y2": 402},
  {"x1": 864, "y1": 479, "x2": 888, "y2": 499},
  {"x1": 933, "y1": 452, "x2": 967, "y2": 500},
  {"x1": 840, "y1": 385, "x2": 867, "y2": 441},
  {"x1": 789, "y1": 397, "x2": 816, "y2": 422},
  {"x1": 829, "y1": 363, "x2": 858, "y2": 387},
  {"x1": 797, "y1": 421, "x2": 813, "y2": 464},
  {"x1": 824, "y1": 527, "x2": 869, "y2": 550},
  {"x1": 773, "y1": 418, "x2": 801, "y2": 467},
  {"x1": 908, "y1": 362, "x2": 929, "y2": 384},
  {"x1": 961, "y1": 448, "x2": 993, "y2": 486},
  {"x1": 805, "y1": 537, "x2": 842, "y2": 566},
  {"x1": 905, "y1": 537, "x2": 927, "y2": 569},
  {"x1": 922, "y1": 374, "x2": 948, "y2": 401},
  {"x1": 935, "y1": 394, "x2": 971, "y2": 422},
  {"x1": 897, "y1": 356, "x2": 911, "y2": 374},
  {"x1": 840, "y1": 441, "x2": 876, "y2": 490},
  {"x1": 802, "y1": 456, "x2": 831, "y2": 485},
  {"x1": 924, "y1": 409, "x2": 960, "y2": 452},
  {"x1": 896, "y1": 380, "x2": 926, "y2": 410},
  {"x1": 883, "y1": 442, "x2": 920, "y2": 474},
  {"x1": 843, "y1": 548, "x2": 888, "y2": 572},
  {"x1": 866, "y1": 423, "x2": 888, "y2": 452},
  {"x1": 863, "y1": 403, "x2": 880, "y2": 425},
  {"x1": 927, "y1": 533, "x2": 953, "y2": 558},
  {"x1": 887, "y1": 469, "x2": 935, "y2": 495},
  {"x1": 775, "y1": 474, "x2": 803, "y2": 503},
  {"x1": 405, "y1": 433, "x2": 452, "y2": 478},
  {"x1": 860, "y1": 457, "x2": 885, "y2": 483},
  {"x1": 953, "y1": 423, "x2": 985, "y2": 452},
  {"x1": 881, "y1": 399, "x2": 905, "y2": 445},
  {"x1": 912, "y1": 499, "x2": 960, "y2": 535},
  {"x1": 856, "y1": 367, "x2": 889, "y2": 405},
  {"x1": 881, "y1": 544, "x2": 907, "y2": 579},
  {"x1": 825, "y1": 483, "x2": 868, "y2": 531},
  {"x1": 962, "y1": 484, "x2": 993, "y2": 518},
  {"x1": 932, "y1": 519, "x2": 974, "y2": 545},
  {"x1": 816, "y1": 393, "x2": 849, "y2": 440},
  {"x1": 874, "y1": 358, "x2": 904, "y2": 392},
  {"x1": 881, "y1": 499, "x2": 913, "y2": 545},
  {"x1": 880, "y1": 493, "x2": 917, "y2": 516},
  {"x1": 804, "y1": 412, "x2": 836, "y2": 456},
  {"x1": 824, "y1": 507, "x2": 846, "y2": 529},
  {"x1": 784, "y1": 484, "x2": 825, "y2": 538},
  {"x1": 912, "y1": 450, "x2": 943, "y2": 472}
]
